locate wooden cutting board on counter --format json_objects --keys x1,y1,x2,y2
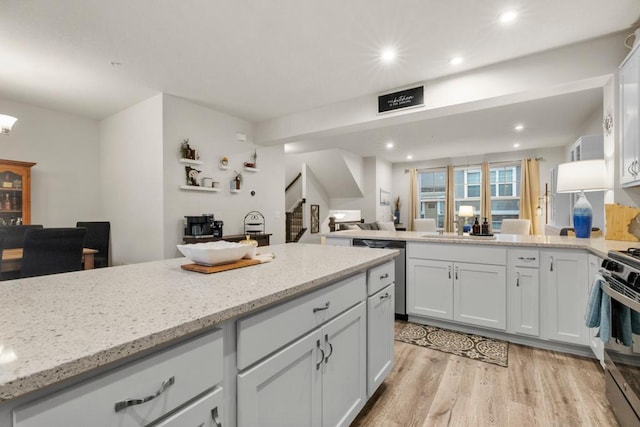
[
  {"x1": 605, "y1": 203, "x2": 640, "y2": 242},
  {"x1": 181, "y1": 258, "x2": 261, "y2": 274}
]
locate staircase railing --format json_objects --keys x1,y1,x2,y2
[{"x1": 286, "y1": 198, "x2": 306, "y2": 243}]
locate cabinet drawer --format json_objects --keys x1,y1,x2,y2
[
  {"x1": 509, "y1": 249, "x2": 539, "y2": 268},
  {"x1": 237, "y1": 272, "x2": 366, "y2": 370},
  {"x1": 155, "y1": 387, "x2": 223, "y2": 427},
  {"x1": 367, "y1": 260, "x2": 395, "y2": 295},
  {"x1": 14, "y1": 328, "x2": 223, "y2": 427}
]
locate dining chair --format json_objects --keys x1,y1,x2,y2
[
  {"x1": 0, "y1": 224, "x2": 44, "y2": 248},
  {"x1": 20, "y1": 228, "x2": 87, "y2": 278},
  {"x1": 500, "y1": 219, "x2": 531, "y2": 235},
  {"x1": 413, "y1": 218, "x2": 437, "y2": 232},
  {"x1": 76, "y1": 221, "x2": 110, "y2": 268}
]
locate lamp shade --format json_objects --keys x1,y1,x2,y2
[
  {"x1": 458, "y1": 205, "x2": 474, "y2": 217},
  {"x1": 556, "y1": 159, "x2": 607, "y2": 193},
  {"x1": 0, "y1": 114, "x2": 18, "y2": 134}
]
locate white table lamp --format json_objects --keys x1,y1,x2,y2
[
  {"x1": 457, "y1": 205, "x2": 475, "y2": 234},
  {"x1": 556, "y1": 159, "x2": 607, "y2": 238}
]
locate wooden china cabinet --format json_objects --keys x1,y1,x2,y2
[{"x1": 0, "y1": 159, "x2": 36, "y2": 225}]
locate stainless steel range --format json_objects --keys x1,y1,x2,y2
[{"x1": 600, "y1": 248, "x2": 640, "y2": 426}]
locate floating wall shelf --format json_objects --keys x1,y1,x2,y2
[
  {"x1": 179, "y1": 158, "x2": 204, "y2": 165},
  {"x1": 179, "y1": 185, "x2": 221, "y2": 192}
]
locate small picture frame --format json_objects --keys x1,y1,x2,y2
[
  {"x1": 380, "y1": 189, "x2": 391, "y2": 206},
  {"x1": 310, "y1": 204, "x2": 320, "y2": 234}
]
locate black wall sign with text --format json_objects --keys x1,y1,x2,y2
[{"x1": 378, "y1": 86, "x2": 424, "y2": 113}]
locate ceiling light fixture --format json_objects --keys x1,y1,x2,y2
[
  {"x1": 407, "y1": 154, "x2": 413, "y2": 160},
  {"x1": 381, "y1": 48, "x2": 396, "y2": 63},
  {"x1": 386, "y1": 142, "x2": 394, "y2": 149},
  {"x1": 450, "y1": 56, "x2": 463, "y2": 65},
  {"x1": 499, "y1": 10, "x2": 518, "y2": 24},
  {"x1": 513, "y1": 143, "x2": 520, "y2": 148},
  {"x1": 0, "y1": 114, "x2": 18, "y2": 135},
  {"x1": 514, "y1": 124, "x2": 524, "y2": 131}
]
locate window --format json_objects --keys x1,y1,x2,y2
[
  {"x1": 490, "y1": 164, "x2": 521, "y2": 231},
  {"x1": 454, "y1": 167, "x2": 481, "y2": 218},
  {"x1": 416, "y1": 163, "x2": 522, "y2": 232},
  {"x1": 417, "y1": 170, "x2": 446, "y2": 228}
]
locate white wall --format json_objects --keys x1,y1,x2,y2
[
  {"x1": 162, "y1": 94, "x2": 285, "y2": 258},
  {"x1": 100, "y1": 94, "x2": 164, "y2": 265},
  {"x1": 0, "y1": 97, "x2": 101, "y2": 226},
  {"x1": 298, "y1": 165, "x2": 329, "y2": 243},
  {"x1": 375, "y1": 158, "x2": 394, "y2": 222}
]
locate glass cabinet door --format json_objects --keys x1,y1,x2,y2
[{"x1": 0, "y1": 159, "x2": 36, "y2": 225}]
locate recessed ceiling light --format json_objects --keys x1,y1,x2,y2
[
  {"x1": 513, "y1": 143, "x2": 520, "y2": 148},
  {"x1": 407, "y1": 154, "x2": 413, "y2": 160},
  {"x1": 386, "y1": 142, "x2": 394, "y2": 149},
  {"x1": 450, "y1": 56, "x2": 463, "y2": 65},
  {"x1": 514, "y1": 124, "x2": 524, "y2": 131},
  {"x1": 499, "y1": 10, "x2": 517, "y2": 24},
  {"x1": 381, "y1": 48, "x2": 396, "y2": 63}
]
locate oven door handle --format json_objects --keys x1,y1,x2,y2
[{"x1": 601, "y1": 279, "x2": 640, "y2": 313}]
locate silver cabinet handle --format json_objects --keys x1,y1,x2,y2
[
  {"x1": 455, "y1": 266, "x2": 459, "y2": 280},
  {"x1": 516, "y1": 272, "x2": 520, "y2": 287},
  {"x1": 324, "y1": 334, "x2": 334, "y2": 363},
  {"x1": 549, "y1": 256, "x2": 554, "y2": 272},
  {"x1": 379, "y1": 292, "x2": 390, "y2": 300},
  {"x1": 114, "y1": 376, "x2": 175, "y2": 412},
  {"x1": 316, "y1": 339, "x2": 324, "y2": 370},
  {"x1": 517, "y1": 256, "x2": 536, "y2": 262},
  {"x1": 211, "y1": 406, "x2": 222, "y2": 427},
  {"x1": 629, "y1": 162, "x2": 635, "y2": 177},
  {"x1": 313, "y1": 301, "x2": 330, "y2": 313},
  {"x1": 448, "y1": 265, "x2": 451, "y2": 279},
  {"x1": 379, "y1": 273, "x2": 389, "y2": 280}
]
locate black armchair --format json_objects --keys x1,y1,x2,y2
[
  {"x1": 76, "y1": 221, "x2": 110, "y2": 268},
  {"x1": 20, "y1": 228, "x2": 87, "y2": 278}
]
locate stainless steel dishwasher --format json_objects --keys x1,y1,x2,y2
[{"x1": 352, "y1": 238, "x2": 407, "y2": 320}]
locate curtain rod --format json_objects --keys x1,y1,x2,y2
[{"x1": 404, "y1": 157, "x2": 543, "y2": 173}]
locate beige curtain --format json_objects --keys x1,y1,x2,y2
[
  {"x1": 445, "y1": 165, "x2": 455, "y2": 232},
  {"x1": 520, "y1": 158, "x2": 541, "y2": 235},
  {"x1": 481, "y1": 162, "x2": 492, "y2": 226},
  {"x1": 408, "y1": 169, "x2": 418, "y2": 231}
]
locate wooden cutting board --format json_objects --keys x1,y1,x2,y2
[
  {"x1": 181, "y1": 258, "x2": 261, "y2": 274},
  {"x1": 605, "y1": 203, "x2": 640, "y2": 242}
]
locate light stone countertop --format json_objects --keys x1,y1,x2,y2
[
  {"x1": 325, "y1": 230, "x2": 640, "y2": 258},
  {"x1": 0, "y1": 243, "x2": 397, "y2": 402}
]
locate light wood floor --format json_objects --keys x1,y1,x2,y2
[{"x1": 352, "y1": 321, "x2": 618, "y2": 427}]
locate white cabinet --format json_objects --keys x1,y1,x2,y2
[
  {"x1": 407, "y1": 243, "x2": 507, "y2": 331},
  {"x1": 367, "y1": 283, "x2": 394, "y2": 396},
  {"x1": 407, "y1": 258, "x2": 453, "y2": 320},
  {"x1": 542, "y1": 249, "x2": 589, "y2": 346},
  {"x1": 588, "y1": 254, "x2": 605, "y2": 367},
  {"x1": 155, "y1": 387, "x2": 223, "y2": 427},
  {"x1": 454, "y1": 262, "x2": 506, "y2": 330},
  {"x1": 237, "y1": 302, "x2": 367, "y2": 427},
  {"x1": 508, "y1": 249, "x2": 540, "y2": 337},
  {"x1": 324, "y1": 237, "x2": 351, "y2": 246},
  {"x1": 13, "y1": 329, "x2": 224, "y2": 427},
  {"x1": 620, "y1": 43, "x2": 640, "y2": 187}
]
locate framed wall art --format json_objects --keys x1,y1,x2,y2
[{"x1": 310, "y1": 204, "x2": 320, "y2": 233}]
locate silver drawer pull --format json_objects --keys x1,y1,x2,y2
[
  {"x1": 517, "y1": 256, "x2": 536, "y2": 262},
  {"x1": 316, "y1": 339, "x2": 325, "y2": 370},
  {"x1": 379, "y1": 292, "x2": 390, "y2": 300},
  {"x1": 313, "y1": 301, "x2": 330, "y2": 313},
  {"x1": 379, "y1": 273, "x2": 389, "y2": 280},
  {"x1": 114, "y1": 376, "x2": 175, "y2": 413},
  {"x1": 211, "y1": 406, "x2": 222, "y2": 427},
  {"x1": 324, "y1": 334, "x2": 334, "y2": 363}
]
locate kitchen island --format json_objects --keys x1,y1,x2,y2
[
  {"x1": 0, "y1": 243, "x2": 398, "y2": 427},
  {"x1": 326, "y1": 230, "x2": 640, "y2": 364}
]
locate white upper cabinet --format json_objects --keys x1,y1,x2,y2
[{"x1": 620, "y1": 43, "x2": 640, "y2": 187}]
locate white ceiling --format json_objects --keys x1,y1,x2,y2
[{"x1": 1, "y1": 1, "x2": 639, "y2": 161}]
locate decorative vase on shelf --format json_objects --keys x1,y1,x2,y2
[{"x1": 394, "y1": 210, "x2": 400, "y2": 224}]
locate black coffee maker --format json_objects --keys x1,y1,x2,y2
[
  {"x1": 184, "y1": 214, "x2": 214, "y2": 236},
  {"x1": 212, "y1": 220, "x2": 223, "y2": 238}
]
